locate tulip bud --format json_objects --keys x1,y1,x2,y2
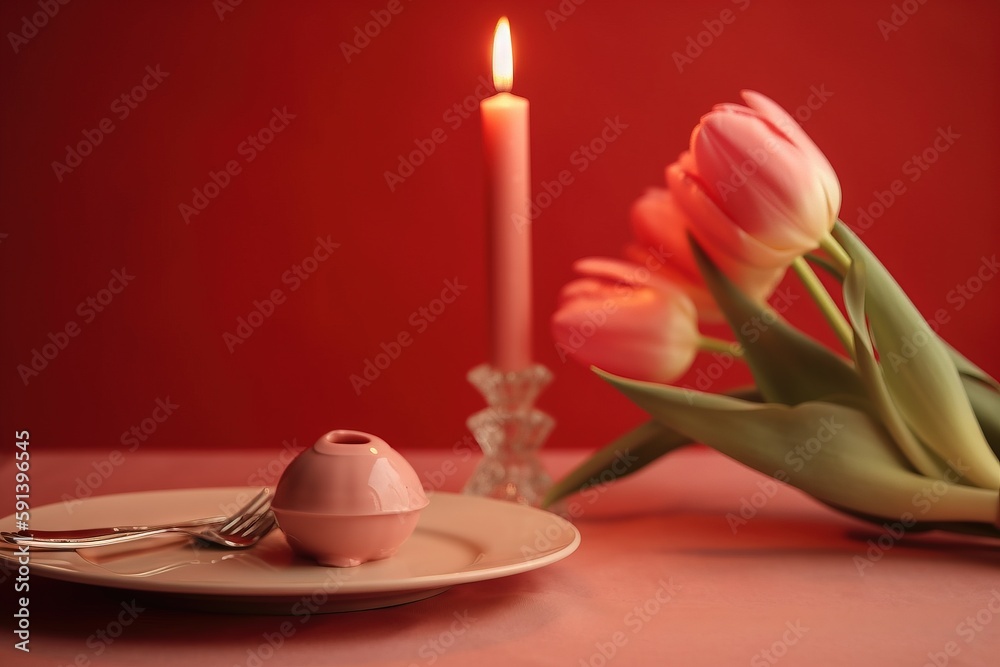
[
  {"x1": 669, "y1": 90, "x2": 842, "y2": 270},
  {"x1": 629, "y1": 186, "x2": 786, "y2": 314},
  {"x1": 551, "y1": 258, "x2": 700, "y2": 384}
]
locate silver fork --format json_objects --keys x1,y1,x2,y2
[{"x1": 4, "y1": 488, "x2": 275, "y2": 551}]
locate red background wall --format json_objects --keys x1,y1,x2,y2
[{"x1": 2, "y1": 0, "x2": 998, "y2": 456}]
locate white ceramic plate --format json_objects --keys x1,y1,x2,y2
[{"x1": 0, "y1": 488, "x2": 579, "y2": 613}]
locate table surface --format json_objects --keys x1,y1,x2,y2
[{"x1": 2, "y1": 446, "x2": 998, "y2": 667}]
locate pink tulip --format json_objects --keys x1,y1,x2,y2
[
  {"x1": 629, "y1": 187, "x2": 703, "y2": 285},
  {"x1": 628, "y1": 187, "x2": 786, "y2": 318},
  {"x1": 668, "y1": 90, "x2": 842, "y2": 270},
  {"x1": 551, "y1": 258, "x2": 700, "y2": 383}
]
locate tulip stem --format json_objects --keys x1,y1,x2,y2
[
  {"x1": 791, "y1": 257, "x2": 855, "y2": 356},
  {"x1": 819, "y1": 232, "x2": 852, "y2": 275},
  {"x1": 698, "y1": 336, "x2": 744, "y2": 358}
]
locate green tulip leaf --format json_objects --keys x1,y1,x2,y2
[
  {"x1": 804, "y1": 252, "x2": 846, "y2": 281},
  {"x1": 834, "y1": 222, "x2": 1000, "y2": 489},
  {"x1": 542, "y1": 421, "x2": 691, "y2": 508},
  {"x1": 689, "y1": 236, "x2": 869, "y2": 410},
  {"x1": 543, "y1": 387, "x2": 762, "y2": 507},
  {"x1": 841, "y1": 249, "x2": 952, "y2": 480},
  {"x1": 947, "y1": 344, "x2": 1000, "y2": 392},
  {"x1": 596, "y1": 368, "x2": 1000, "y2": 525},
  {"x1": 822, "y1": 503, "x2": 1000, "y2": 540},
  {"x1": 962, "y1": 375, "x2": 1000, "y2": 459},
  {"x1": 903, "y1": 521, "x2": 1000, "y2": 540}
]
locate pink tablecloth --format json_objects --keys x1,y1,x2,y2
[{"x1": 2, "y1": 447, "x2": 998, "y2": 667}]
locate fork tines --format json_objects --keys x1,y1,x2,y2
[{"x1": 219, "y1": 488, "x2": 272, "y2": 536}]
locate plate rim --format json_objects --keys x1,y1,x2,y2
[{"x1": 0, "y1": 487, "x2": 580, "y2": 599}]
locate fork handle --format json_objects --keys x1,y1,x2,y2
[
  {"x1": 0, "y1": 516, "x2": 225, "y2": 545},
  {"x1": 0, "y1": 526, "x2": 199, "y2": 550}
]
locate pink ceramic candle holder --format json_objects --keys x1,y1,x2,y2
[{"x1": 271, "y1": 429, "x2": 429, "y2": 567}]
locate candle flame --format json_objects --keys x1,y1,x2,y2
[{"x1": 492, "y1": 17, "x2": 513, "y2": 93}]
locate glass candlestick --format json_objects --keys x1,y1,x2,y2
[{"x1": 462, "y1": 363, "x2": 555, "y2": 506}]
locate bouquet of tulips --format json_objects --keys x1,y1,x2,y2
[{"x1": 545, "y1": 91, "x2": 1000, "y2": 539}]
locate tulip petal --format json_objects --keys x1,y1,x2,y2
[
  {"x1": 572, "y1": 257, "x2": 698, "y2": 320},
  {"x1": 626, "y1": 185, "x2": 785, "y2": 315},
  {"x1": 667, "y1": 162, "x2": 802, "y2": 270},
  {"x1": 596, "y1": 369, "x2": 1000, "y2": 525},
  {"x1": 557, "y1": 277, "x2": 613, "y2": 304},
  {"x1": 623, "y1": 242, "x2": 722, "y2": 322},
  {"x1": 629, "y1": 187, "x2": 703, "y2": 284},
  {"x1": 573, "y1": 256, "x2": 671, "y2": 287},
  {"x1": 551, "y1": 260, "x2": 701, "y2": 384},
  {"x1": 740, "y1": 89, "x2": 842, "y2": 224},
  {"x1": 695, "y1": 111, "x2": 829, "y2": 248}
]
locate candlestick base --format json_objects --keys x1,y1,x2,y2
[{"x1": 462, "y1": 363, "x2": 555, "y2": 507}]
